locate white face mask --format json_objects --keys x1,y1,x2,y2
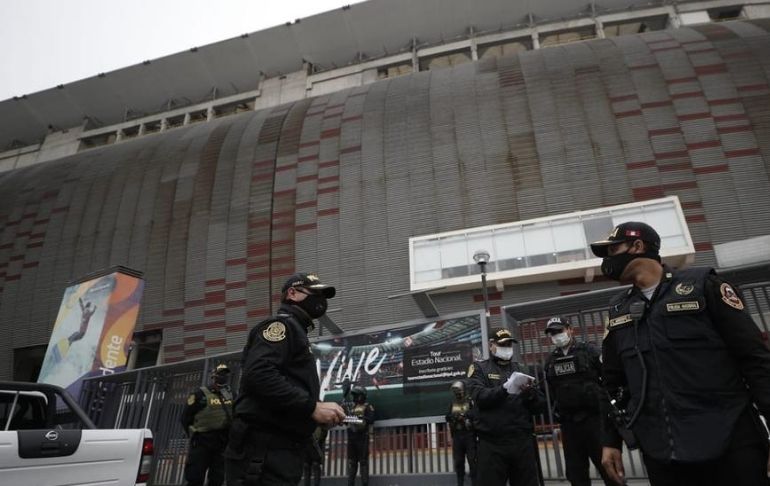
[
  {"x1": 551, "y1": 332, "x2": 571, "y2": 348},
  {"x1": 493, "y1": 346, "x2": 514, "y2": 361}
]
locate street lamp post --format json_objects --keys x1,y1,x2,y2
[{"x1": 473, "y1": 249, "x2": 491, "y2": 318}]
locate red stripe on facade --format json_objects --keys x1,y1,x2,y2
[
  {"x1": 694, "y1": 61, "x2": 727, "y2": 73},
  {"x1": 164, "y1": 344, "x2": 184, "y2": 352},
  {"x1": 677, "y1": 112, "x2": 710, "y2": 121},
  {"x1": 186, "y1": 348, "x2": 205, "y2": 356},
  {"x1": 658, "y1": 162, "x2": 692, "y2": 172},
  {"x1": 662, "y1": 180, "x2": 697, "y2": 190},
  {"x1": 5, "y1": 274, "x2": 20, "y2": 281},
  {"x1": 714, "y1": 113, "x2": 749, "y2": 122},
  {"x1": 650, "y1": 45, "x2": 680, "y2": 53},
  {"x1": 297, "y1": 174, "x2": 317, "y2": 183},
  {"x1": 694, "y1": 164, "x2": 729, "y2": 175},
  {"x1": 737, "y1": 84, "x2": 769, "y2": 93},
  {"x1": 641, "y1": 100, "x2": 673, "y2": 109},
  {"x1": 252, "y1": 173, "x2": 273, "y2": 182},
  {"x1": 342, "y1": 115, "x2": 363, "y2": 123},
  {"x1": 229, "y1": 324, "x2": 249, "y2": 332},
  {"x1": 318, "y1": 208, "x2": 340, "y2": 217},
  {"x1": 247, "y1": 243, "x2": 270, "y2": 256},
  {"x1": 163, "y1": 308, "x2": 184, "y2": 316},
  {"x1": 681, "y1": 201, "x2": 703, "y2": 210},
  {"x1": 686, "y1": 47, "x2": 716, "y2": 54},
  {"x1": 340, "y1": 145, "x2": 362, "y2": 154},
  {"x1": 666, "y1": 77, "x2": 698, "y2": 85},
  {"x1": 725, "y1": 148, "x2": 760, "y2": 158},
  {"x1": 632, "y1": 186, "x2": 666, "y2": 200},
  {"x1": 694, "y1": 242, "x2": 713, "y2": 251},
  {"x1": 717, "y1": 125, "x2": 752, "y2": 134},
  {"x1": 247, "y1": 308, "x2": 271, "y2": 318},
  {"x1": 296, "y1": 223, "x2": 317, "y2": 232},
  {"x1": 686, "y1": 140, "x2": 721, "y2": 150},
  {"x1": 226, "y1": 258, "x2": 247, "y2": 266},
  {"x1": 322, "y1": 112, "x2": 342, "y2": 120},
  {"x1": 275, "y1": 164, "x2": 297, "y2": 173},
  {"x1": 608, "y1": 94, "x2": 637, "y2": 102},
  {"x1": 473, "y1": 292, "x2": 502, "y2": 302},
  {"x1": 9, "y1": 255, "x2": 23, "y2": 261},
  {"x1": 319, "y1": 160, "x2": 339, "y2": 169},
  {"x1": 296, "y1": 200, "x2": 317, "y2": 209},
  {"x1": 630, "y1": 63, "x2": 657, "y2": 70},
  {"x1": 253, "y1": 159, "x2": 274, "y2": 169},
  {"x1": 671, "y1": 91, "x2": 702, "y2": 100},
  {"x1": 321, "y1": 128, "x2": 341, "y2": 139},
  {"x1": 708, "y1": 98, "x2": 740, "y2": 106},
  {"x1": 22, "y1": 261, "x2": 39, "y2": 268},
  {"x1": 655, "y1": 150, "x2": 689, "y2": 160},
  {"x1": 206, "y1": 278, "x2": 226, "y2": 286},
  {"x1": 318, "y1": 175, "x2": 340, "y2": 184},
  {"x1": 205, "y1": 339, "x2": 228, "y2": 348},
  {"x1": 226, "y1": 299, "x2": 247, "y2": 308},
  {"x1": 627, "y1": 160, "x2": 656, "y2": 170},
  {"x1": 183, "y1": 335, "x2": 205, "y2": 344},
  {"x1": 27, "y1": 242, "x2": 43, "y2": 248},
  {"x1": 318, "y1": 186, "x2": 340, "y2": 194},
  {"x1": 274, "y1": 188, "x2": 297, "y2": 196},
  {"x1": 686, "y1": 214, "x2": 706, "y2": 223},
  {"x1": 615, "y1": 109, "x2": 642, "y2": 118},
  {"x1": 226, "y1": 281, "x2": 246, "y2": 290},
  {"x1": 204, "y1": 308, "x2": 226, "y2": 317},
  {"x1": 298, "y1": 154, "x2": 319, "y2": 163},
  {"x1": 248, "y1": 219, "x2": 270, "y2": 229},
  {"x1": 185, "y1": 299, "x2": 206, "y2": 307},
  {"x1": 182, "y1": 322, "x2": 224, "y2": 332},
  {"x1": 299, "y1": 141, "x2": 320, "y2": 149},
  {"x1": 649, "y1": 127, "x2": 680, "y2": 136}
]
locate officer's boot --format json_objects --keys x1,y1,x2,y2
[
  {"x1": 347, "y1": 459, "x2": 358, "y2": 486},
  {"x1": 360, "y1": 461, "x2": 369, "y2": 486},
  {"x1": 456, "y1": 472, "x2": 465, "y2": 486}
]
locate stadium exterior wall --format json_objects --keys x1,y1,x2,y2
[{"x1": 1, "y1": 20, "x2": 769, "y2": 378}]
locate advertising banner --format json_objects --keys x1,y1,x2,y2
[
  {"x1": 313, "y1": 312, "x2": 486, "y2": 419},
  {"x1": 38, "y1": 268, "x2": 144, "y2": 399}
]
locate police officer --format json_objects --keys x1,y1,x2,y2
[
  {"x1": 543, "y1": 317, "x2": 612, "y2": 486},
  {"x1": 181, "y1": 364, "x2": 233, "y2": 486},
  {"x1": 225, "y1": 273, "x2": 346, "y2": 486},
  {"x1": 445, "y1": 380, "x2": 477, "y2": 486},
  {"x1": 591, "y1": 221, "x2": 770, "y2": 486},
  {"x1": 346, "y1": 386, "x2": 375, "y2": 486},
  {"x1": 466, "y1": 327, "x2": 545, "y2": 486}
]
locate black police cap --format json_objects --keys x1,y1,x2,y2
[
  {"x1": 281, "y1": 272, "x2": 336, "y2": 298},
  {"x1": 590, "y1": 221, "x2": 661, "y2": 258}
]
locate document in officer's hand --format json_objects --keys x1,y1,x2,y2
[{"x1": 503, "y1": 372, "x2": 535, "y2": 395}]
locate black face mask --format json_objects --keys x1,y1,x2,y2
[
  {"x1": 297, "y1": 293, "x2": 328, "y2": 319},
  {"x1": 601, "y1": 246, "x2": 660, "y2": 281}
]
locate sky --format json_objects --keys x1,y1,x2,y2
[{"x1": 0, "y1": 0, "x2": 356, "y2": 101}]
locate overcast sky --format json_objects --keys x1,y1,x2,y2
[{"x1": 0, "y1": 0, "x2": 355, "y2": 101}]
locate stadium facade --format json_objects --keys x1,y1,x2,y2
[{"x1": 2, "y1": 0, "x2": 770, "y2": 380}]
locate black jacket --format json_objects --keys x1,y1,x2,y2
[
  {"x1": 544, "y1": 341, "x2": 602, "y2": 422},
  {"x1": 466, "y1": 357, "x2": 545, "y2": 440},
  {"x1": 602, "y1": 266, "x2": 770, "y2": 462},
  {"x1": 233, "y1": 303, "x2": 320, "y2": 441}
]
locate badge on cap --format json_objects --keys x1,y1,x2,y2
[
  {"x1": 187, "y1": 394, "x2": 196, "y2": 406},
  {"x1": 720, "y1": 283, "x2": 744, "y2": 310},
  {"x1": 467, "y1": 364, "x2": 475, "y2": 378},
  {"x1": 263, "y1": 322, "x2": 287, "y2": 342}
]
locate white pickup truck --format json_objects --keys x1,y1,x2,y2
[{"x1": 0, "y1": 381, "x2": 153, "y2": 486}]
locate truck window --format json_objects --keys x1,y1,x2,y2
[{"x1": 1, "y1": 392, "x2": 48, "y2": 430}]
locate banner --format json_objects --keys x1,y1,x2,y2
[
  {"x1": 38, "y1": 268, "x2": 144, "y2": 398},
  {"x1": 312, "y1": 312, "x2": 485, "y2": 419}
]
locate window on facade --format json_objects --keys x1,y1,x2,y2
[
  {"x1": 708, "y1": 6, "x2": 744, "y2": 21},
  {"x1": 419, "y1": 50, "x2": 472, "y2": 71},
  {"x1": 13, "y1": 344, "x2": 47, "y2": 382},
  {"x1": 540, "y1": 27, "x2": 597, "y2": 48},
  {"x1": 78, "y1": 132, "x2": 117, "y2": 151},
  {"x1": 603, "y1": 15, "x2": 669, "y2": 37},
  {"x1": 377, "y1": 62, "x2": 414, "y2": 80},
  {"x1": 478, "y1": 39, "x2": 530, "y2": 60},
  {"x1": 127, "y1": 330, "x2": 163, "y2": 370},
  {"x1": 409, "y1": 196, "x2": 693, "y2": 291}
]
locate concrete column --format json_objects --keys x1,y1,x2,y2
[
  {"x1": 115, "y1": 129, "x2": 124, "y2": 142},
  {"x1": 531, "y1": 30, "x2": 540, "y2": 50},
  {"x1": 470, "y1": 27, "x2": 479, "y2": 61},
  {"x1": 183, "y1": 113, "x2": 191, "y2": 126},
  {"x1": 411, "y1": 37, "x2": 420, "y2": 72},
  {"x1": 160, "y1": 118, "x2": 168, "y2": 132},
  {"x1": 137, "y1": 124, "x2": 146, "y2": 136},
  {"x1": 206, "y1": 106, "x2": 215, "y2": 121},
  {"x1": 595, "y1": 18, "x2": 606, "y2": 39}
]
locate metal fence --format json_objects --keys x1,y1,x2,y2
[{"x1": 78, "y1": 277, "x2": 770, "y2": 485}]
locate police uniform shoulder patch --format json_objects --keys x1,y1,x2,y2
[
  {"x1": 467, "y1": 364, "x2": 475, "y2": 378},
  {"x1": 720, "y1": 283, "x2": 744, "y2": 310},
  {"x1": 262, "y1": 321, "x2": 287, "y2": 342},
  {"x1": 187, "y1": 394, "x2": 196, "y2": 406},
  {"x1": 675, "y1": 282, "x2": 694, "y2": 295}
]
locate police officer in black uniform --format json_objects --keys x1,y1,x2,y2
[
  {"x1": 466, "y1": 327, "x2": 545, "y2": 486},
  {"x1": 445, "y1": 380, "x2": 477, "y2": 486},
  {"x1": 181, "y1": 364, "x2": 233, "y2": 486},
  {"x1": 591, "y1": 221, "x2": 770, "y2": 486},
  {"x1": 225, "y1": 273, "x2": 346, "y2": 486},
  {"x1": 543, "y1": 317, "x2": 612, "y2": 486},
  {"x1": 346, "y1": 386, "x2": 375, "y2": 486}
]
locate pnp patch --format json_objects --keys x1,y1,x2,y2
[
  {"x1": 666, "y1": 301, "x2": 700, "y2": 312},
  {"x1": 608, "y1": 314, "x2": 632, "y2": 328}
]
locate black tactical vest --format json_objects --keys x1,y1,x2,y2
[
  {"x1": 606, "y1": 266, "x2": 750, "y2": 462},
  {"x1": 545, "y1": 342, "x2": 601, "y2": 417}
]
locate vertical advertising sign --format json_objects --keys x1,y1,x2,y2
[
  {"x1": 313, "y1": 312, "x2": 486, "y2": 419},
  {"x1": 38, "y1": 267, "x2": 144, "y2": 398}
]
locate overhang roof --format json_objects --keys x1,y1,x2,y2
[{"x1": 0, "y1": 0, "x2": 697, "y2": 150}]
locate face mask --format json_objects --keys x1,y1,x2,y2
[
  {"x1": 493, "y1": 346, "x2": 514, "y2": 361},
  {"x1": 601, "y1": 245, "x2": 661, "y2": 281},
  {"x1": 551, "y1": 332, "x2": 571, "y2": 348},
  {"x1": 297, "y1": 293, "x2": 328, "y2": 319},
  {"x1": 213, "y1": 374, "x2": 229, "y2": 386}
]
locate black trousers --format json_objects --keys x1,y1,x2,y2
[
  {"x1": 560, "y1": 415, "x2": 614, "y2": 486},
  {"x1": 476, "y1": 435, "x2": 540, "y2": 486},
  {"x1": 185, "y1": 432, "x2": 227, "y2": 486},
  {"x1": 347, "y1": 433, "x2": 370, "y2": 486},
  {"x1": 225, "y1": 427, "x2": 307, "y2": 486},
  {"x1": 642, "y1": 409, "x2": 770, "y2": 486},
  {"x1": 451, "y1": 430, "x2": 477, "y2": 485}
]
